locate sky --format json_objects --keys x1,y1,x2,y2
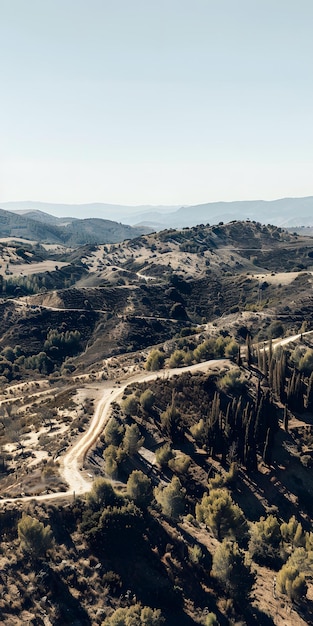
[{"x1": 0, "y1": 0, "x2": 313, "y2": 207}]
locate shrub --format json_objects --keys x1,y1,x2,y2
[
  {"x1": 168, "y1": 453, "x2": 191, "y2": 475},
  {"x1": 123, "y1": 424, "x2": 144, "y2": 457},
  {"x1": 193, "y1": 339, "x2": 216, "y2": 363},
  {"x1": 104, "y1": 445, "x2": 119, "y2": 478},
  {"x1": 224, "y1": 340, "x2": 239, "y2": 358},
  {"x1": 268, "y1": 321, "x2": 284, "y2": 339},
  {"x1": 140, "y1": 389, "x2": 155, "y2": 412},
  {"x1": 145, "y1": 349, "x2": 165, "y2": 371},
  {"x1": 190, "y1": 418, "x2": 206, "y2": 445},
  {"x1": 122, "y1": 394, "x2": 139, "y2": 417},
  {"x1": 280, "y1": 516, "x2": 305, "y2": 554},
  {"x1": 98, "y1": 502, "x2": 144, "y2": 555},
  {"x1": 205, "y1": 614, "x2": 219, "y2": 626},
  {"x1": 104, "y1": 417, "x2": 124, "y2": 446},
  {"x1": 218, "y1": 368, "x2": 246, "y2": 393},
  {"x1": 160, "y1": 403, "x2": 183, "y2": 442},
  {"x1": 102, "y1": 603, "x2": 164, "y2": 625},
  {"x1": 168, "y1": 349, "x2": 186, "y2": 368},
  {"x1": 87, "y1": 478, "x2": 118, "y2": 511}
]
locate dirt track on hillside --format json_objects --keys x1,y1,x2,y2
[{"x1": 0, "y1": 359, "x2": 230, "y2": 504}]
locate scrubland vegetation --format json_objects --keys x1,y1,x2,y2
[{"x1": 0, "y1": 220, "x2": 312, "y2": 624}]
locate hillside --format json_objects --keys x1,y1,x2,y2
[
  {"x1": 0, "y1": 221, "x2": 313, "y2": 364},
  {"x1": 0, "y1": 221, "x2": 312, "y2": 625},
  {"x1": 0, "y1": 208, "x2": 150, "y2": 245}
]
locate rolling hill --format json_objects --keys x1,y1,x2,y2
[
  {"x1": 0, "y1": 207, "x2": 151, "y2": 244},
  {"x1": 0, "y1": 220, "x2": 312, "y2": 624}
]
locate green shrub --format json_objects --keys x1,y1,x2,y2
[
  {"x1": 218, "y1": 368, "x2": 246, "y2": 393},
  {"x1": 122, "y1": 394, "x2": 139, "y2": 416},
  {"x1": 102, "y1": 603, "x2": 164, "y2": 625},
  {"x1": 140, "y1": 389, "x2": 155, "y2": 411},
  {"x1": 145, "y1": 349, "x2": 165, "y2": 371}
]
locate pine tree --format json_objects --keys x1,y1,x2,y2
[
  {"x1": 212, "y1": 539, "x2": 255, "y2": 602},
  {"x1": 196, "y1": 488, "x2": 247, "y2": 542},
  {"x1": 249, "y1": 515, "x2": 281, "y2": 566},
  {"x1": 277, "y1": 563, "x2": 307, "y2": 603},
  {"x1": 123, "y1": 424, "x2": 144, "y2": 457},
  {"x1": 280, "y1": 516, "x2": 305, "y2": 551},
  {"x1": 18, "y1": 514, "x2": 53, "y2": 560},
  {"x1": 154, "y1": 476, "x2": 186, "y2": 519}
]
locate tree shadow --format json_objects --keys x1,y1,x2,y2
[
  {"x1": 37, "y1": 563, "x2": 92, "y2": 625},
  {"x1": 245, "y1": 606, "x2": 275, "y2": 625}
]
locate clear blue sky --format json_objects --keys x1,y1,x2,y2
[{"x1": 1, "y1": 0, "x2": 312, "y2": 206}]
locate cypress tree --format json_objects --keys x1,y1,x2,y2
[
  {"x1": 262, "y1": 345, "x2": 268, "y2": 378},
  {"x1": 305, "y1": 372, "x2": 313, "y2": 411},
  {"x1": 263, "y1": 428, "x2": 272, "y2": 465},
  {"x1": 246, "y1": 334, "x2": 252, "y2": 366},
  {"x1": 283, "y1": 405, "x2": 289, "y2": 432}
]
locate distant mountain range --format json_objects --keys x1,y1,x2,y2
[
  {"x1": 2, "y1": 196, "x2": 313, "y2": 230},
  {"x1": 0, "y1": 208, "x2": 150, "y2": 245}
]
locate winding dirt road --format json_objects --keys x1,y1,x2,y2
[
  {"x1": 0, "y1": 360, "x2": 228, "y2": 504},
  {"x1": 2, "y1": 329, "x2": 312, "y2": 505}
]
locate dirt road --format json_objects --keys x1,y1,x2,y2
[
  {"x1": 1, "y1": 329, "x2": 311, "y2": 505},
  {"x1": 0, "y1": 359, "x2": 229, "y2": 504}
]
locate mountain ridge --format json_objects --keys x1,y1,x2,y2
[{"x1": 2, "y1": 195, "x2": 313, "y2": 228}]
